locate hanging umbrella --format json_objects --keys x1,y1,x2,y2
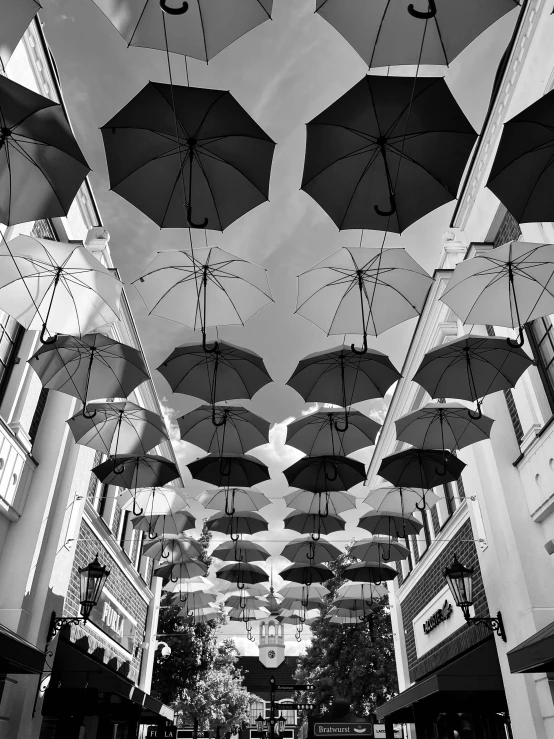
[
  {"x1": 350, "y1": 537, "x2": 410, "y2": 563},
  {"x1": 343, "y1": 562, "x2": 398, "y2": 584},
  {"x1": 441, "y1": 242, "x2": 554, "y2": 347},
  {"x1": 283, "y1": 455, "x2": 366, "y2": 493},
  {"x1": 279, "y1": 563, "x2": 333, "y2": 585},
  {"x1": 280, "y1": 597, "x2": 323, "y2": 611},
  {"x1": 227, "y1": 606, "x2": 270, "y2": 621},
  {"x1": 117, "y1": 486, "x2": 189, "y2": 514},
  {"x1": 177, "y1": 405, "x2": 270, "y2": 454},
  {"x1": 162, "y1": 574, "x2": 213, "y2": 595},
  {"x1": 211, "y1": 539, "x2": 270, "y2": 563},
  {"x1": 0, "y1": 236, "x2": 122, "y2": 343},
  {"x1": 196, "y1": 487, "x2": 270, "y2": 515},
  {"x1": 215, "y1": 562, "x2": 269, "y2": 588},
  {"x1": 182, "y1": 607, "x2": 220, "y2": 624},
  {"x1": 0, "y1": 0, "x2": 41, "y2": 70},
  {"x1": 280, "y1": 536, "x2": 342, "y2": 565},
  {"x1": 174, "y1": 591, "x2": 216, "y2": 613},
  {"x1": 205, "y1": 511, "x2": 269, "y2": 540},
  {"x1": 286, "y1": 409, "x2": 380, "y2": 456},
  {"x1": 278, "y1": 583, "x2": 330, "y2": 599},
  {"x1": 131, "y1": 511, "x2": 196, "y2": 538},
  {"x1": 154, "y1": 559, "x2": 208, "y2": 581},
  {"x1": 188, "y1": 453, "x2": 270, "y2": 489},
  {"x1": 224, "y1": 595, "x2": 268, "y2": 610},
  {"x1": 286, "y1": 345, "x2": 401, "y2": 408},
  {"x1": 101, "y1": 82, "x2": 275, "y2": 231},
  {"x1": 358, "y1": 511, "x2": 423, "y2": 538},
  {"x1": 412, "y1": 334, "x2": 533, "y2": 418},
  {"x1": 142, "y1": 535, "x2": 202, "y2": 562},
  {"x1": 395, "y1": 403, "x2": 494, "y2": 452},
  {"x1": 378, "y1": 448, "x2": 465, "y2": 489},
  {"x1": 315, "y1": 0, "x2": 517, "y2": 69},
  {"x1": 218, "y1": 582, "x2": 269, "y2": 596},
  {"x1": 487, "y1": 88, "x2": 554, "y2": 225},
  {"x1": 67, "y1": 401, "x2": 168, "y2": 456},
  {"x1": 296, "y1": 247, "x2": 433, "y2": 353},
  {"x1": 301, "y1": 75, "x2": 477, "y2": 234},
  {"x1": 157, "y1": 340, "x2": 272, "y2": 403},
  {"x1": 363, "y1": 486, "x2": 441, "y2": 515},
  {"x1": 335, "y1": 582, "x2": 387, "y2": 601},
  {"x1": 283, "y1": 511, "x2": 346, "y2": 539},
  {"x1": 29, "y1": 333, "x2": 150, "y2": 413},
  {"x1": 0, "y1": 74, "x2": 90, "y2": 226},
  {"x1": 93, "y1": 454, "x2": 180, "y2": 496},
  {"x1": 132, "y1": 247, "x2": 273, "y2": 347},
  {"x1": 284, "y1": 489, "x2": 356, "y2": 517},
  {"x1": 92, "y1": 0, "x2": 272, "y2": 61}
]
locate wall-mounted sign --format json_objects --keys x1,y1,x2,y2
[
  {"x1": 422, "y1": 600, "x2": 453, "y2": 634},
  {"x1": 87, "y1": 588, "x2": 136, "y2": 653},
  {"x1": 412, "y1": 585, "x2": 474, "y2": 659},
  {"x1": 314, "y1": 724, "x2": 373, "y2": 737},
  {"x1": 373, "y1": 725, "x2": 402, "y2": 739}
]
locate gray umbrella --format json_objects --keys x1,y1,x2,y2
[
  {"x1": 212, "y1": 540, "x2": 270, "y2": 563},
  {"x1": 286, "y1": 409, "x2": 380, "y2": 455},
  {"x1": 280, "y1": 537, "x2": 342, "y2": 565},
  {"x1": 357, "y1": 510, "x2": 423, "y2": 538},
  {"x1": 0, "y1": 0, "x2": 41, "y2": 70},
  {"x1": 93, "y1": 454, "x2": 180, "y2": 497},
  {"x1": 187, "y1": 453, "x2": 270, "y2": 489},
  {"x1": 177, "y1": 404, "x2": 270, "y2": 454},
  {"x1": 205, "y1": 511, "x2": 269, "y2": 540},
  {"x1": 196, "y1": 487, "x2": 270, "y2": 515},
  {"x1": 395, "y1": 402, "x2": 494, "y2": 451}
]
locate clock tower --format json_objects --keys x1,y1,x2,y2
[{"x1": 258, "y1": 588, "x2": 285, "y2": 668}]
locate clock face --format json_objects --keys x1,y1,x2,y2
[{"x1": 268, "y1": 650, "x2": 276, "y2": 659}]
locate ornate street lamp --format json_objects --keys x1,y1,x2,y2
[
  {"x1": 256, "y1": 715, "x2": 265, "y2": 735},
  {"x1": 277, "y1": 714, "x2": 287, "y2": 734},
  {"x1": 48, "y1": 555, "x2": 110, "y2": 641},
  {"x1": 443, "y1": 554, "x2": 506, "y2": 642}
]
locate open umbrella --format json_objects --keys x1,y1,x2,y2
[
  {"x1": 335, "y1": 582, "x2": 387, "y2": 601},
  {"x1": 279, "y1": 563, "x2": 334, "y2": 586},
  {"x1": 378, "y1": 448, "x2": 465, "y2": 489},
  {"x1": 142, "y1": 535, "x2": 202, "y2": 562},
  {"x1": 205, "y1": 510, "x2": 268, "y2": 540},
  {"x1": 278, "y1": 584, "x2": 330, "y2": 600},
  {"x1": 92, "y1": 0, "x2": 272, "y2": 61},
  {"x1": 182, "y1": 607, "x2": 220, "y2": 624},
  {"x1": 343, "y1": 561, "x2": 398, "y2": 584},
  {"x1": 283, "y1": 511, "x2": 346, "y2": 540},
  {"x1": 280, "y1": 537, "x2": 342, "y2": 565},
  {"x1": 131, "y1": 511, "x2": 196, "y2": 538},
  {"x1": 0, "y1": 0, "x2": 41, "y2": 70},
  {"x1": 215, "y1": 562, "x2": 269, "y2": 588},
  {"x1": 412, "y1": 334, "x2": 533, "y2": 418},
  {"x1": 155, "y1": 559, "x2": 208, "y2": 582},
  {"x1": 315, "y1": 0, "x2": 517, "y2": 69},
  {"x1": 301, "y1": 75, "x2": 477, "y2": 233},
  {"x1": 350, "y1": 537, "x2": 410, "y2": 564},
  {"x1": 196, "y1": 487, "x2": 270, "y2": 515},
  {"x1": 363, "y1": 486, "x2": 441, "y2": 515},
  {"x1": 283, "y1": 455, "x2": 366, "y2": 493},
  {"x1": 283, "y1": 489, "x2": 356, "y2": 517},
  {"x1": 441, "y1": 242, "x2": 554, "y2": 347},
  {"x1": 296, "y1": 247, "x2": 433, "y2": 353},
  {"x1": 187, "y1": 453, "x2": 270, "y2": 489},
  {"x1": 487, "y1": 88, "x2": 554, "y2": 225},
  {"x1": 162, "y1": 574, "x2": 213, "y2": 595},
  {"x1": 177, "y1": 405, "x2": 270, "y2": 454},
  {"x1": 67, "y1": 401, "x2": 168, "y2": 456},
  {"x1": 358, "y1": 510, "x2": 423, "y2": 538},
  {"x1": 101, "y1": 83, "x2": 275, "y2": 231},
  {"x1": 0, "y1": 236, "x2": 122, "y2": 343},
  {"x1": 286, "y1": 409, "x2": 380, "y2": 456},
  {"x1": 224, "y1": 595, "x2": 268, "y2": 610},
  {"x1": 280, "y1": 597, "x2": 323, "y2": 611},
  {"x1": 157, "y1": 340, "x2": 272, "y2": 403},
  {"x1": 93, "y1": 454, "x2": 180, "y2": 498},
  {"x1": 132, "y1": 247, "x2": 273, "y2": 348},
  {"x1": 211, "y1": 540, "x2": 271, "y2": 563},
  {"x1": 29, "y1": 333, "x2": 150, "y2": 414},
  {"x1": 0, "y1": 74, "x2": 90, "y2": 226},
  {"x1": 218, "y1": 582, "x2": 269, "y2": 597},
  {"x1": 395, "y1": 403, "x2": 494, "y2": 452},
  {"x1": 117, "y1": 486, "x2": 189, "y2": 515},
  {"x1": 175, "y1": 592, "x2": 216, "y2": 614},
  {"x1": 286, "y1": 345, "x2": 401, "y2": 407}
]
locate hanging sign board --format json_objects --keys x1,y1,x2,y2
[
  {"x1": 373, "y1": 725, "x2": 402, "y2": 739},
  {"x1": 314, "y1": 724, "x2": 374, "y2": 737},
  {"x1": 87, "y1": 588, "x2": 136, "y2": 653}
]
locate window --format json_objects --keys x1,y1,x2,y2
[
  {"x1": 250, "y1": 701, "x2": 265, "y2": 726},
  {"x1": 528, "y1": 316, "x2": 554, "y2": 412},
  {"x1": 277, "y1": 702, "x2": 296, "y2": 726},
  {"x1": 29, "y1": 387, "x2": 49, "y2": 444},
  {"x1": 119, "y1": 509, "x2": 135, "y2": 557},
  {"x1": 444, "y1": 482, "x2": 456, "y2": 517},
  {"x1": 0, "y1": 311, "x2": 23, "y2": 404}
]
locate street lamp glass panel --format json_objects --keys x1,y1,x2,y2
[
  {"x1": 78, "y1": 555, "x2": 110, "y2": 620},
  {"x1": 256, "y1": 715, "x2": 265, "y2": 732},
  {"x1": 443, "y1": 555, "x2": 474, "y2": 609},
  {"x1": 278, "y1": 714, "x2": 287, "y2": 731}
]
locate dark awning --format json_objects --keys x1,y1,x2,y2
[
  {"x1": 507, "y1": 620, "x2": 554, "y2": 673},
  {"x1": 0, "y1": 622, "x2": 46, "y2": 674},
  {"x1": 376, "y1": 639, "x2": 506, "y2": 722}
]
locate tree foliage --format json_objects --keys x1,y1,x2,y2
[{"x1": 295, "y1": 548, "x2": 398, "y2": 716}]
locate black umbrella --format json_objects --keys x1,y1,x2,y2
[
  {"x1": 187, "y1": 453, "x2": 270, "y2": 488},
  {"x1": 177, "y1": 404, "x2": 270, "y2": 453},
  {"x1": 283, "y1": 510, "x2": 346, "y2": 540},
  {"x1": 279, "y1": 563, "x2": 334, "y2": 586},
  {"x1": 286, "y1": 409, "x2": 380, "y2": 456},
  {"x1": 0, "y1": 0, "x2": 41, "y2": 70},
  {"x1": 301, "y1": 75, "x2": 477, "y2": 233},
  {"x1": 157, "y1": 340, "x2": 272, "y2": 403},
  {"x1": 378, "y1": 448, "x2": 465, "y2": 492},
  {"x1": 357, "y1": 510, "x2": 423, "y2": 538},
  {"x1": 283, "y1": 455, "x2": 366, "y2": 493},
  {"x1": 101, "y1": 82, "x2": 275, "y2": 230},
  {"x1": 215, "y1": 562, "x2": 269, "y2": 589},
  {"x1": 0, "y1": 74, "x2": 90, "y2": 226},
  {"x1": 342, "y1": 562, "x2": 398, "y2": 585},
  {"x1": 487, "y1": 88, "x2": 554, "y2": 224},
  {"x1": 93, "y1": 454, "x2": 180, "y2": 509},
  {"x1": 205, "y1": 511, "x2": 269, "y2": 541}
]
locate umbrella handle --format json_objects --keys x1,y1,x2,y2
[
  {"x1": 467, "y1": 403, "x2": 483, "y2": 421},
  {"x1": 187, "y1": 204, "x2": 209, "y2": 229},
  {"x1": 160, "y1": 0, "x2": 189, "y2": 14},
  {"x1": 112, "y1": 457, "x2": 126, "y2": 475},
  {"x1": 434, "y1": 465, "x2": 448, "y2": 479},
  {"x1": 39, "y1": 324, "x2": 58, "y2": 345},
  {"x1": 239, "y1": 591, "x2": 247, "y2": 609},
  {"x1": 82, "y1": 407, "x2": 97, "y2": 420},
  {"x1": 225, "y1": 490, "x2": 236, "y2": 517},
  {"x1": 415, "y1": 497, "x2": 428, "y2": 511},
  {"x1": 374, "y1": 192, "x2": 396, "y2": 218},
  {"x1": 202, "y1": 332, "x2": 219, "y2": 354},
  {"x1": 212, "y1": 405, "x2": 227, "y2": 427},
  {"x1": 231, "y1": 531, "x2": 240, "y2": 542},
  {"x1": 381, "y1": 548, "x2": 391, "y2": 563},
  {"x1": 407, "y1": 0, "x2": 436, "y2": 19},
  {"x1": 334, "y1": 415, "x2": 349, "y2": 433},
  {"x1": 161, "y1": 546, "x2": 170, "y2": 559},
  {"x1": 132, "y1": 498, "x2": 144, "y2": 517},
  {"x1": 507, "y1": 329, "x2": 525, "y2": 349},
  {"x1": 325, "y1": 464, "x2": 338, "y2": 482},
  {"x1": 351, "y1": 334, "x2": 368, "y2": 355},
  {"x1": 148, "y1": 528, "x2": 158, "y2": 540},
  {"x1": 180, "y1": 592, "x2": 188, "y2": 603},
  {"x1": 311, "y1": 530, "x2": 321, "y2": 542},
  {"x1": 170, "y1": 572, "x2": 179, "y2": 583},
  {"x1": 219, "y1": 457, "x2": 231, "y2": 477}
]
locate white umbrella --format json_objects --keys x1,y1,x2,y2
[
  {"x1": 162, "y1": 575, "x2": 213, "y2": 595},
  {"x1": 284, "y1": 489, "x2": 357, "y2": 517},
  {"x1": 197, "y1": 487, "x2": 271, "y2": 515},
  {"x1": 118, "y1": 487, "x2": 188, "y2": 515},
  {"x1": 363, "y1": 486, "x2": 441, "y2": 515}
]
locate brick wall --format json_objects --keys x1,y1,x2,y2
[{"x1": 493, "y1": 209, "x2": 521, "y2": 246}]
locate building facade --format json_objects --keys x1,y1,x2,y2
[
  {"x1": 0, "y1": 17, "x2": 177, "y2": 739},
  {"x1": 372, "y1": 2, "x2": 554, "y2": 738}
]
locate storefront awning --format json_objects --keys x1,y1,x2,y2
[
  {"x1": 0, "y1": 622, "x2": 46, "y2": 674},
  {"x1": 376, "y1": 639, "x2": 506, "y2": 722},
  {"x1": 507, "y1": 620, "x2": 554, "y2": 673}
]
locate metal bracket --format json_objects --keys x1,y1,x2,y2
[
  {"x1": 47, "y1": 611, "x2": 84, "y2": 642},
  {"x1": 465, "y1": 611, "x2": 506, "y2": 642}
]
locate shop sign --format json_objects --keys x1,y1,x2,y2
[
  {"x1": 412, "y1": 585, "x2": 474, "y2": 659},
  {"x1": 87, "y1": 588, "x2": 136, "y2": 653},
  {"x1": 314, "y1": 724, "x2": 373, "y2": 736},
  {"x1": 373, "y1": 725, "x2": 402, "y2": 739},
  {"x1": 147, "y1": 728, "x2": 177, "y2": 739},
  {"x1": 422, "y1": 600, "x2": 453, "y2": 634}
]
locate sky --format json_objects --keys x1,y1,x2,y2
[{"x1": 39, "y1": 0, "x2": 518, "y2": 654}]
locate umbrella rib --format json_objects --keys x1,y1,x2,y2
[
  {"x1": 519, "y1": 147, "x2": 554, "y2": 220},
  {"x1": 7, "y1": 139, "x2": 67, "y2": 213},
  {"x1": 489, "y1": 137, "x2": 554, "y2": 181},
  {"x1": 126, "y1": 0, "x2": 150, "y2": 47},
  {"x1": 191, "y1": 150, "x2": 225, "y2": 229},
  {"x1": 196, "y1": 145, "x2": 272, "y2": 200}
]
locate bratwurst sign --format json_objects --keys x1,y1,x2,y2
[{"x1": 314, "y1": 725, "x2": 374, "y2": 737}]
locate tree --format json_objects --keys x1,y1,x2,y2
[{"x1": 295, "y1": 548, "x2": 398, "y2": 716}]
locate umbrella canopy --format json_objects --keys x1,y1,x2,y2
[
  {"x1": 283, "y1": 511, "x2": 346, "y2": 538},
  {"x1": 227, "y1": 607, "x2": 270, "y2": 621},
  {"x1": 218, "y1": 583, "x2": 269, "y2": 596},
  {"x1": 358, "y1": 511, "x2": 423, "y2": 538},
  {"x1": 343, "y1": 561, "x2": 398, "y2": 584},
  {"x1": 487, "y1": 88, "x2": 554, "y2": 224},
  {"x1": 301, "y1": 75, "x2": 477, "y2": 233},
  {"x1": 279, "y1": 563, "x2": 334, "y2": 585},
  {"x1": 29, "y1": 333, "x2": 150, "y2": 407},
  {"x1": 177, "y1": 405, "x2": 270, "y2": 455},
  {"x1": 441, "y1": 242, "x2": 554, "y2": 346},
  {"x1": 0, "y1": 0, "x2": 41, "y2": 69},
  {"x1": 335, "y1": 582, "x2": 387, "y2": 601},
  {"x1": 296, "y1": 247, "x2": 433, "y2": 351},
  {"x1": 132, "y1": 247, "x2": 273, "y2": 340},
  {"x1": 157, "y1": 340, "x2": 272, "y2": 403},
  {"x1": 412, "y1": 334, "x2": 533, "y2": 417},
  {"x1": 0, "y1": 75, "x2": 90, "y2": 226},
  {"x1": 196, "y1": 487, "x2": 270, "y2": 515},
  {"x1": 350, "y1": 537, "x2": 410, "y2": 563},
  {"x1": 224, "y1": 595, "x2": 268, "y2": 610},
  {"x1": 278, "y1": 583, "x2": 330, "y2": 599},
  {"x1": 315, "y1": 0, "x2": 517, "y2": 69},
  {"x1": 67, "y1": 401, "x2": 168, "y2": 456},
  {"x1": 212, "y1": 539, "x2": 271, "y2": 563},
  {"x1": 286, "y1": 345, "x2": 401, "y2": 407},
  {"x1": 93, "y1": 454, "x2": 180, "y2": 491},
  {"x1": 280, "y1": 537, "x2": 343, "y2": 565},
  {"x1": 154, "y1": 559, "x2": 208, "y2": 581},
  {"x1": 174, "y1": 591, "x2": 216, "y2": 613},
  {"x1": 117, "y1": 486, "x2": 188, "y2": 514},
  {"x1": 182, "y1": 608, "x2": 220, "y2": 624},
  {"x1": 187, "y1": 453, "x2": 270, "y2": 489},
  {"x1": 0, "y1": 236, "x2": 121, "y2": 342},
  {"x1": 205, "y1": 510, "x2": 269, "y2": 539},
  {"x1": 378, "y1": 448, "x2": 465, "y2": 489},
  {"x1": 92, "y1": 0, "x2": 272, "y2": 61},
  {"x1": 395, "y1": 402, "x2": 494, "y2": 451},
  {"x1": 101, "y1": 83, "x2": 275, "y2": 231},
  {"x1": 283, "y1": 489, "x2": 357, "y2": 517},
  {"x1": 162, "y1": 574, "x2": 213, "y2": 594},
  {"x1": 131, "y1": 511, "x2": 196, "y2": 538},
  {"x1": 280, "y1": 597, "x2": 323, "y2": 611},
  {"x1": 363, "y1": 486, "x2": 441, "y2": 515},
  {"x1": 142, "y1": 535, "x2": 203, "y2": 562},
  {"x1": 215, "y1": 562, "x2": 269, "y2": 587},
  {"x1": 286, "y1": 409, "x2": 380, "y2": 456},
  {"x1": 283, "y1": 455, "x2": 366, "y2": 493}
]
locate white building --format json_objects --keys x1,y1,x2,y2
[{"x1": 0, "y1": 17, "x2": 177, "y2": 739}]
